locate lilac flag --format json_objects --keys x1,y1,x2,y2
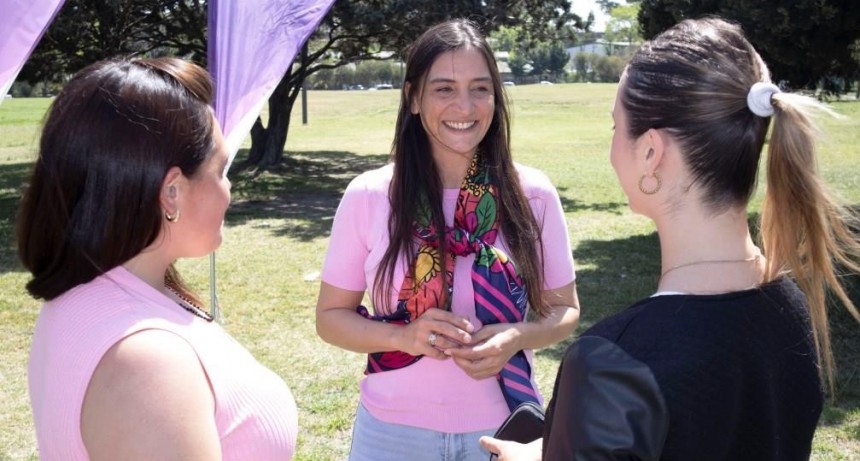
[
  {"x1": 0, "y1": 0, "x2": 66, "y2": 102},
  {"x1": 208, "y1": 0, "x2": 335, "y2": 168}
]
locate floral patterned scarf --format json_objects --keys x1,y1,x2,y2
[{"x1": 357, "y1": 154, "x2": 539, "y2": 410}]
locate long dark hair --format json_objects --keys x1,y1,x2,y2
[
  {"x1": 17, "y1": 57, "x2": 215, "y2": 303},
  {"x1": 374, "y1": 18, "x2": 548, "y2": 316},
  {"x1": 622, "y1": 17, "x2": 860, "y2": 393}
]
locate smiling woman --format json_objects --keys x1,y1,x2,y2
[
  {"x1": 409, "y1": 47, "x2": 495, "y2": 184},
  {"x1": 314, "y1": 18, "x2": 580, "y2": 461}
]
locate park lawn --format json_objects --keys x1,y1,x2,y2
[{"x1": 1, "y1": 84, "x2": 858, "y2": 460}]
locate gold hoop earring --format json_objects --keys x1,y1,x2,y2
[
  {"x1": 165, "y1": 210, "x2": 181, "y2": 223},
  {"x1": 638, "y1": 172, "x2": 661, "y2": 195}
]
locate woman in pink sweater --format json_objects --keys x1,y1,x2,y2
[
  {"x1": 18, "y1": 57, "x2": 298, "y2": 460},
  {"x1": 316, "y1": 19, "x2": 580, "y2": 460}
]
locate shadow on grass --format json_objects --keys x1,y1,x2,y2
[
  {"x1": 226, "y1": 150, "x2": 389, "y2": 241},
  {"x1": 828, "y1": 273, "x2": 860, "y2": 417},
  {"x1": 0, "y1": 150, "x2": 390, "y2": 274},
  {"x1": 224, "y1": 153, "x2": 630, "y2": 241},
  {"x1": 556, "y1": 185, "x2": 626, "y2": 214},
  {"x1": 536, "y1": 231, "x2": 661, "y2": 364},
  {"x1": 0, "y1": 162, "x2": 31, "y2": 274}
]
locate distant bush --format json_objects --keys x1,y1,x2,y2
[
  {"x1": 570, "y1": 52, "x2": 628, "y2": 83},
  {"x1": 307, "y1": 61, "x2": 401, "y2": 90},
  {"x1": 593, "y1": 55, "x2": 626, "y2": 83},
  {"x1": 10, "y1": 81, "x2": 33, "y2": 97}
]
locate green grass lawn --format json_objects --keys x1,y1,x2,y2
[{"x1": 1, "y1": 84, "x2": 859, "y2": 460}]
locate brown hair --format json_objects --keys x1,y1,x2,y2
[
  {"x1": 17, "y1": 57, "x2": 216, "y2": 304},
  {"x1": 622, "y1": 17, "x2": 860, "y2": 393},
  {"x1": 375, "y1": 18, "x2": 549, "y2": 316}
]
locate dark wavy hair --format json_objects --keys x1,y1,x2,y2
[
  {"x1": 17, "y1": 57, "x2": 215, "y2": 302},
  {"x1": 374, "y1": 18, "x2": 548, "y2": 316}
]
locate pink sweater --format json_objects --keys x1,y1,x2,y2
[
  {"x1": 28, "y1": 266, "x2": 298, "y2": 460},
  {"x1": 321, "y1": 163, "x2": 575, "y2": 433}
]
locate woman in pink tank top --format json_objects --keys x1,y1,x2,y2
[{"x1": 18, "y1": 57, "x2": 298, "y2": 460}]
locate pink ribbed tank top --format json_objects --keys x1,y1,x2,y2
[{"x1": 28, "y1": 266, "x2": 298, "y2": 460}]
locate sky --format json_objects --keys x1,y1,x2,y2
[{"x1": 571, "y1": 0, "x2": 610, "y2": 32}]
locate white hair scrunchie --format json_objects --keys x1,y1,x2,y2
[{"x1": 747, "y1": 82, "x2": 781, "y2": 117}]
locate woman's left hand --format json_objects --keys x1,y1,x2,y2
[
  {"x1": 480, "y1": 436, "x2": 542, "y2": 461},
  {"x1": 445, "y1": 323, "x2": 522, "y2": 379}
]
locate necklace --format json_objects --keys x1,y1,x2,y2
[
  {"x1": 167, "y1": 288, "x2": 214, "y2": 322},
  {"x1": 659, "y1": 253, "x2": 761, "y2": 284}
]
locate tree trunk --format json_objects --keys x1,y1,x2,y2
[
  {"x1": 246, "y1": 43, "x2": 312, "y2": 169},
  {"x1": 246, "y1": 66, "x2": 303, "y2": 168}
]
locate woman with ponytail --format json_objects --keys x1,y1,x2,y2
[{"x1": 482, "y1": 17, "x2": 860, "y2": 461}]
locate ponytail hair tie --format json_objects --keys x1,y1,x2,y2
[{"x1": 747, "y1": 82, "x2": 781, "y2": 117}]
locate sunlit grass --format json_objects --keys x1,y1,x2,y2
[{"x1": 1, "y1": 84, "x2": 858, "y2": 460}]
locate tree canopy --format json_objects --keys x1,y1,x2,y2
[
  {"x1": 20, "y1": 0, "x2": 206, "y2": 86},
  {"x1": 20, "y1": 0, "x2": 583, "y2": 167},
  {"x1": 637, "y1": 0, "x2": 860, "y2": 88},
  {"x1": 604, "y1": 2, "x2": 642, "y2": 46}
]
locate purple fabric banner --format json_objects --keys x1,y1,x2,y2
[
  {"x1": 208, "y1": 0, "x2": 335, "y2": 167},
  {"x1": 0, "y1": 0, "x2": 66, "y2": 102}
]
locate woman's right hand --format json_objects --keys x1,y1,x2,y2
[
  {"x1": 394, "y1": 307, "x2": 475, "y2": 359},
  {"x1": 316, "y1": 281, "x2": 474, "y2": 356}
]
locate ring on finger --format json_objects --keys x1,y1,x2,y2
[{"x1": 428, "y1": 332, "x2": 437, "y2": 347}]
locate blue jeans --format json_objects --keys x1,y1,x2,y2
[{"x1": 348, "y1": 404, "x2": 495, "y2": 461}]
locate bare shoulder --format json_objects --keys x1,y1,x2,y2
[{"x1": 81, "y1": 329, "x2": 221, "y2": 461}]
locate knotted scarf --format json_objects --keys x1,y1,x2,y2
[{"x1": 357, "y1": 155, "x2": 539, "y2": 411}]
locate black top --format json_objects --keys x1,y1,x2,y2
[{"x1": 543, "y1": 277, "x2": 822, "y2": 461}]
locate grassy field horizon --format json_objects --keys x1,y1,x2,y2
[{"x1": 1, "y1": 83, "x2": 858, "y2": 460}]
